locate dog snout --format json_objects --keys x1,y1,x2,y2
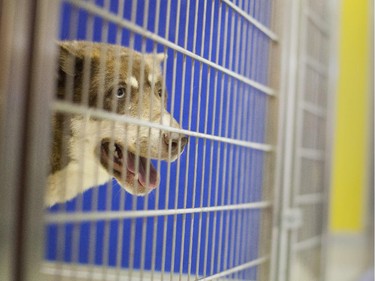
[{"x1": 163, "y1": 132, "x2": 188, "y2": 153}]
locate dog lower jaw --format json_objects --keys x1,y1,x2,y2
[
  {"x1": 45, "y1": 139, "x2": 178, "y2": 206},
  {"x1": 114, "y1": 174, "x2": 160, "y2": 196},
  {"x1": 112, "y1": 160, "x2": 161, "y2": 196},
  {"x1": 99, "y1": 140, "x2": 160, "y2": 194}
]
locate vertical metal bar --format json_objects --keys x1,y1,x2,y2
[
  {"x1": 159, "y1": 0, "x2": 174, "y2": 277},
  {"x1": 187, "y1": 0, "x2": 209, "y2": 278},
  {"x1": 212, "y1": 3, "x2": 230, "y2": 276},
  {"x1": 206, "y1": 2, "x2": 226, "y2": 276},
  {"x1": 21, "y1": 0, "x2": 60, "y2": 278},
  {"x1": 159, "y1": 0, "x2": 172, "y2": 210},
  {"x1": 169, "y1": 0, "x2": 184, "y2": 278},
  {"x1": 185, "y1": 1, "x2": 202, "y2": 278},
  {"x1": 250, "y1": 25, "x2": 263, "y2": 262},
  {"x1": 290, "y1": 1, "x2": 308, "y2": 279},
  {"x1": 73, "y1": 8, "x2": 94, "y2": 208},
  {"x1": 139, "y1": 0, "x2": 165, "y2": 277},
  {"x1": 239, "y1": 1, "x2": 253, "y2": 277},
  {"x1": 55, "y1": 4, "x2": 80, "y2": 278},
  {"x1": 267, "y1": 0, "x2": 287, "y2": 279},
  {"x1": 235, "y1": 1, "x2": 252, "y2": 279},
  {"x1": 179, "y1": 0, "x2": 200, "y2": 278},
  {"x1": 111, "y1": 1, "x2": 128, "y2": 280},
  {"x1": 174, "y1": 0, "x2": 191, "y2": 277},
  {"x1": 227, "y1": 1, "x2": 245, "y2": 277},
  {"x1": 227, "y1": 6, "x2": 244, "y2": 277},
  {"x1": 256, "y1": 0, "x2": 273, "y2": 280},
  {"x1": 198, "y1": 0, "x2": 218, "y2": 277},
  {"x1": 0, "y1": 0, "x2": 58, "y2": 280},
  {"x1": 0, "y1": 1, "x2": 19, "y2": 279},
  {"x1": 94, "y1": 2, "x2": 114, "y2": 225},
  {"x1": 220, "y1": 1, "x2": 238, "y2": 273},
  {"x1": 194, "y1": 0, "x2": 210, "y2": 278},
  {"x1": 136, "y1": 0, "x2": 155, "y2": 279},
  {"x1": 78, "y1": 1, "x2": 108, "y2": 276},
  {"x1": 92, "y1": 4, "x2": 114, "y2": 280},
  {"x1": 128, "y1": 0, "x2": 152, "y2": 277},
  {"x1": 241, "y1": 11, "x2": 257, "y2": 278},
  {"x1": 205, "y1": 0, "x2": 227, "y2": 276},
  {"x1": 83, "y1": 2, "x2": 116, "y2": 280},
  {"x1": 149, "y1": 1, "x2": 163, "y2": 279},
  {"x1": 276, "y1": 0, "x2": 302, "y2": 280},
  {"x1": 125, "y1": 0, "x2": 139, "y2": 279},
  {"x1": 70, "y1": 10, "x2": 96, "y2": 281},
  {"x1": 241, "y1": 1, "x2": 255, "y2": 278}
]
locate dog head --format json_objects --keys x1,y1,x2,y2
[{"x1": 57, "y1": 41, "x2": 188, "y2": 195}]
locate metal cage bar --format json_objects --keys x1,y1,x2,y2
[
  {"x1": 0, "y1": 0, "x2": 336, "y2": 280},
  {"x1": 0, "y1": 1, "x2": 59, "y2": 280}
]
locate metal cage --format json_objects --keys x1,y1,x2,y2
[{"x1": 0, "y1": 0, "x2": 335, "y2": 280}]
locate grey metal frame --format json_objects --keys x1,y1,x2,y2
[
  {"x1": 273, "y1": 0, "x2": 336, "y2": 280},
  {"x1": 0, "y1": 0, "x2": 59, "y2": 280},
  {"x1": 273, "y1": 0, "x2": 303, "y2": 279}
]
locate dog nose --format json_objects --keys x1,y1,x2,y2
[{"x1": 163, "y1": 132, "x2": 188, "y2": 152}]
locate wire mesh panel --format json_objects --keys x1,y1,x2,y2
[
  {"x1": 0, "y1": 0, "x2": 338, "y2": 280},
  {"x1": 43, "y1": 0, "x2": 278, "y2": 281},
  {"x1": 276, "y1": 0, "x2": 334, "y2": 280},
  {"x1": 293, "y1": 3, "x2": 331, "y2": 280}
]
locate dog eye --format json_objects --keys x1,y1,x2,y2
[
  {"x1": 158, "y1": 88, "x2": 162, "y2": 97},
  {"x1": 116, "y1": 87, "x2": 127, "y2": 99}
]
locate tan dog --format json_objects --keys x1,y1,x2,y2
[{"x1": 45, "y1": 41, "x2": 188, "y2": 206}]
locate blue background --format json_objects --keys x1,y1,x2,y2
[{"x1": 47, "y1": 0, "x2": 272, "y2": 279}]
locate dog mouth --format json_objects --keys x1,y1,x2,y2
[{"x1": 99, "y1": 141, "x2": 158, "y2": 190}]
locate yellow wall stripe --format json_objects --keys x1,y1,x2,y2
[{"x1": 330, "y1": 0, "x2": 371, "y2": 232}]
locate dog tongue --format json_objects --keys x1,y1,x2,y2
[{"x1": 127, "y1": 153, "x2": 158, "y2": 188}]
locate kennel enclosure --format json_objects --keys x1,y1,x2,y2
[{"x1": 0, "y1": 0, "x2": 335, "y2": 280}]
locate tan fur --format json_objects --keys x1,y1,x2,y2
[{"x1": 46, "y1": 41, "x2": 188, "y2": 206}]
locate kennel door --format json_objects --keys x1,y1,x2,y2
[{"x1": 43, "y1": 1, "x2": 279, "y2": 281}]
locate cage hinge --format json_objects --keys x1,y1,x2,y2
[{"x1": 282, "y1": 208, "x2": 303, "y2": 230}]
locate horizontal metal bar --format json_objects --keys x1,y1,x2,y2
[
  {"x1": 41, "y1": 263, "x2": 193, "y2": 281},
  {"x1": 304, "y1": 8, "x2": 329, "y2": 36},
  {"x1": 293, "y1": 236, "x2": 322, "y2": 252},
  {"x1": 45, "y1": 201, "x2": 272, "y2": 223},
  {"x1": 295, "y1": 193, "x2": 325, "y2": 205},
  {"x1": 301, "y1": 101, "x2": 326, "y2": 118},
  {"x1": 221, "y1": 0, "x2": 279, "y2": 41},
  {"x1": 197, "y1": 256, "x2": 269, "y2": 281},
  {"x1": 298, "y1": 148, "x2": 325, "y2": 161},
  {"x1": 52, "y1": 101, "x2": 275, "y2": 152},
  {"x1": 63, "y1": 0, "x2": 276, "y2": 96},
  {"x1": 304, "y1": 56, "x2": 328, "y2": 77}
]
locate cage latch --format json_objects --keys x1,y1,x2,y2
[{"x1": 282, "y1": 208, "x2": 303, "y2": 230}]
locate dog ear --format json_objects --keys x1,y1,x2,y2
[
  {"x1": 144, "y1": 52, "x2": 167, "y2": 66},
  {"x1": 58, "y1": 41, "x2": 85, "y2": 77},
  {"x1": 154, "y1": 53, "x2": 167, "y2": 63}
]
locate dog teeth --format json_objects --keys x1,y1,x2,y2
[
  {"x1": 109, "y1": 143, "x2": 120, "y2": 158},
  {"x1": 109, "y1": 143, "x2": 116, "y2": 153}
]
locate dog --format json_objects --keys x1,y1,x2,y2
[{"x1": 45, "y1": 41, "x2": 188, "y2": 206}]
